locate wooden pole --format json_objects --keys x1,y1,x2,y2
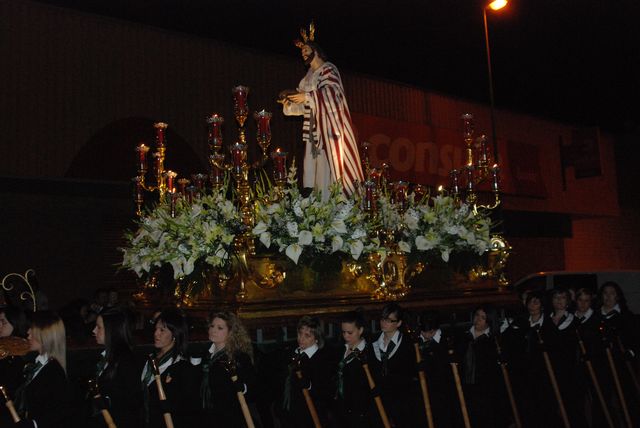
[
  {"x1": 148, "y1": 356, "x2": 175, "y2": 428},
  {"x1": 414, "y1": 342, "x2": 435, "y2": 428},
  {"x1": 0, "y1": 386, "x2": 20, "y2": 423},
  {"x1": 448, "y1": 351, "x2": 472, "y2": 428},
  {"x1": 87, "y1": 380, "x2": 117, "y2": 428},
  {"x1": 230, "y1": 373, "x2": 256, "y2": 428},
  {"x1": 536, "y1": 330, "x2": 571, "y2": 428},
  {"x1": 494, "y1": 337, "x2": 522, "y2": 428},
  {"x1": 605, "y1": 346, "x2": 633, "y2": 428},
  {"x1": 576, "y1": 330, "x2": 614, "y2": 428},
  {"x1": 361, "y1": 362, "x2": 392, "y2": 428},
  {"x1": 616, "y1": 336, "x2": 640, "y2": 397},
  {"x1": 295, "y1": 369, "x2": 323, "y2": 428}
]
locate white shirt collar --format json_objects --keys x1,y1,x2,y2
[
  {"x1": 575, "y1": 308, "x2": 593, "y2": 323},
  {"x1": 602, "y1": 304, "x2": 621, "y2": 317},
  {"x1": 32, "y1": 353, "x2": 50, "y2": 380},
  {"x1": 141, "y1": 354, "x2": 180, "y2": 385},
  {"x1": 420, "y1": 329, "x2": 442, "y2": 344},
  {"x1": 377, "y1": 330, "x2": 401, "y2": 352},
  {"x1": 529, "y1": 315, "x2": 544, "y2": 327},
  {"x1": 469, "y1": 325, "x2": 490, "y2": 339},
  {"x1": 555, "y1": 312, "x2": 574, "y2": 330},
  {"x1": 298, "y1": 343, "x2": 319, "y2": 359},
  {"x1": 344, "y1": 339, "x2": 366, "y2": 359}
]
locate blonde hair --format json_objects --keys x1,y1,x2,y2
[
  {"x1": 209, "y1": 311, "x2": 253, "y2": 362},
  {"x1": 30, "y1": 311, "x2": 67, "y2": 373}
]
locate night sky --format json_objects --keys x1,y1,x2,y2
[{"x1": 36, "y1": 0, "x2": 640, "y2": 133}]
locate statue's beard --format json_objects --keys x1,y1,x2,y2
[{"x1": 303, "y1": 50, "x2": 315, "y2": 66}]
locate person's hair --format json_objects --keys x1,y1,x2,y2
[
  {"x1": 471, "y1": 305, "x2": 497, "y2": 332},
  {"x1": 99, "y1": 308, "x2": 134, "y2": 378},
  {"x1": 0, "y1": 306, "x2": 29, "y2": 338},
  {"x1": 209, "y1": 311, "x2": 253, "y2": 362},
  {"x1": 298, "y1": 315, "x2": 325, "y2": 349},
  {"x1": 340, "y1": 309, "x2": 366, "y2": 330},
  {"x1": 575, "y1": 288, "x2": 594, "y2": 300},
  {"x1": 382, "y1": 302, "x2": 404, "y2": 322},
  {"x1": 304, "y1": 41, "x2": 328, "y2": 61},
  {"x1": 598, "y1": 281, "x2": 628, "y2": 311},
  {"x1": 525, "y1": 290, "x2": 545, "y2": 308},
  {"x1": 551, "y1": 287, "x2": 570, "y2": 299},
  {"x1": 420, "y1": 310, "x2": 441, "y2": 332},
  {"x1": 30, "y1": 311, "x2": 67, "y2": 373},
  {"x1": 155, "y1": 308, "x2": 189, "y2": 358}
]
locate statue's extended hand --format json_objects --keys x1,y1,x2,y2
[{"x1": 287, "y1": 92, "x2": 306, "y2": 104}]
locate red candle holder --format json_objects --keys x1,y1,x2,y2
[
  {"x1": 169, "y1": 190, "x2": 179, "y2": 218},
  {"x1": 254, "y1": 110, "x2": 272, "y2": 155},
  {"x1": 232, "y1": 85, "x2": 249, "y2": 127},
  {"x1": 165, "y1": 170, "x2": 177, "y2": 193},
  {"x1": 465, "y1": 166, "x2": 475, "y2": 192},
  {"x1": 206, "y1": 114, "x2": 224, "y2": 152},
  {"x1": 191, "y1": 173, "x2": 207, "y2": 192},
  {"x1": 413, "y1": 184, "x2": 426, "y2": 202},
  {"x1": 449, "y1": 169, "x2": 460, "y2": 197},
  {"x1": 177, "y1": 178, "x2": 190, "y2": 195},
  {"x1": 491, "y1": 164, "x2": 500, "y2": 193},
  {"x1": 394, "y1": 181, "x2": 409, "y2": 209},
  {"x1": 154, "y1": 122, "x2": 168, "y2": 148},
  {"x1": 230, "y1": 142, "x2": 247, "y2": 174},
  {"x1": 271, "y1": 148, "x2": 288, "y2": 183},
  {"x1": 135, "y1": 143, "x2": 149, "y2": 175},
  {"x1": 364, "y1": 180, "x2": 377, "y2": 212}
]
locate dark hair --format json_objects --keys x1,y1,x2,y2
[
  {"x1": 304, "y1": 41, "x2": 328, "y2": 61},
  {"x1": 471, "y1": 305, "x2": 497, "y2": 332},
  {"x1": 0, "y1": 306, "x2": 29, "y2": 338},
  {"x1": 382, "y1": 302, "x2": 404, "y2": 322},
  {"x1": 420, "y1": 311, "x2": 441, "y2": 332},
  {"x1": 598, "y1": 281, "x2": 628, "y2": 311},
  {"x1": 340, "y1": 309, "x2": 366, "y2": 330},
  {"x1": 298, "y1": 315, "x2": 325, "y2": 348},
  {"x1": 155, "y1": 308, "x2": 189, "y2": 358},
  {"x1": 99, "y1": 308, "x2": 134, "y2": 379},
  {"x1": 551, "y1": 287, "x2": 570, "y2": 299},
  {"x1": 575, "y1": 288, "x2": 594, "y2": 300},
  {"x1": 525, "y1": 290, "x2": 545, "y2": 307}
]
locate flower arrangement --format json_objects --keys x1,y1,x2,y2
[
  {"x1": 121, "y1": 190, "x2": 244, "y2": 282},
  {"x1": 252, "y1": 165, "x2": 375, "y2": 265}
]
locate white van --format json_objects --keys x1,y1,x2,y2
[{"x1": 512, "y1": 270, "x2": 640, "y2": 313}]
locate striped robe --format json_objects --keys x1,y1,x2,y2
[{"x1": 283, "y1": 62, "x2": 364, "y2": 195}]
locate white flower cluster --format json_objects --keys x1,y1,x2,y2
[
  {"x1": 399, "y1": 195, "x2": 492, "y2": 262},
  {"x1": 252, "y1": 180, "x2": 373, "y2": 264},
  {"x1": 121, "y1": 191, "x2": 243, "y2": 279}
]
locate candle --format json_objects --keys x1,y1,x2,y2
[
  {"x1": 133, "y1": 176, "x2": 144, "y2": 202},
  {"x1": 230, "y1": 143, "x2": 246, "y2": 172},
  {"x1": 395, "y1": 181, "x2": 408, "y2": 209},
  {"x1": 476, "y1": 135, "x2": 489, "y2": 167},
  {"x1": 186, "y1": 186, "x2": 196, "y2": 204},
  {"x1": 165, "y1": 170, "x2": 177, "y2": 192},
  {"x1": 465, "y1": 166, "x2": 475, "y2": 192},
  {"x1": 232, "y1": 86, "x2": 249, "y2": 113},
  {"x1": 364, "y1": 180, "x2": 376, "y2": 212},
  {"x1": 169, "y1": 190, "x2": 178, "y2": 218},
  {"x1": 177, "y1": 178, "x2": 190, "y2": 195},
  {"x1": 413, "y1": 184, "x2": 426, "y2": 202},
  {"x1": 461, "y1": 113, "x2": 474, "y2": 140},
  {"x1": 271, "y1": 148, "x2": 287, "y2": 181},
  {"x1": 135, "y1": 143, "x2": 149, "y2": 174},
  {"x1": 437, "y1": 185, "x2": 444, "y2": 196},
  {"x1": 154, "y1": 122, "x2": 168, "y2": 148},
  {"x1": 491, "y1": 164, "x2": 500, "y2": 192},
  {"x1": 192, "y1": 173, "x2": 207, "y2": 192},
  {"x1": 206, "y1": 114, "x2": 224, "y2": 150},
  {"x1": 449, "y1": 169, "x2": 460, "y2": 196}
]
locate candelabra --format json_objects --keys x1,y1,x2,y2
[
  {"x1": 454, "y1": 113, "x2": 501, "y2": 214},
  {"x1": 133, "y1": 122, "x2": 174, "y2": 217}
]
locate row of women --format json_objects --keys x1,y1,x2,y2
[{"x1": 0, "y1": 280, "x2": 638, "y2": 428}]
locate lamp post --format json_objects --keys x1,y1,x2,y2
[{"x1": 483, "y1": 0, "x2": 508, "y2": 163}]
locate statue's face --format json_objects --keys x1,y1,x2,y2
[{"x1": 301, "y1": 44, "x2": 315, "y2": 66}]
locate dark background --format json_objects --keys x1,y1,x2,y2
[{"x1": 36, "y1": 0, "x2": 640, "y2": 133}]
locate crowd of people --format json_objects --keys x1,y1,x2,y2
[{"x1": 0, "y1": 281, "x2": 638, "y2": 428}]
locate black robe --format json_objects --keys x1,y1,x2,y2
[{"x1": 143, "y1": 358, "x2": 200, "y2": 428}]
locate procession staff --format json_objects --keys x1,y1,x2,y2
[
  {"x1": 90, "y1": 308, "x2": 143, "y2": 428},
  {"x1": 87, "y1": 379, "x2": 117, "y2": 428},
  {"x1": 334, "y1": 310, "x2": 376, "y2": 428},
  {"x1": 199, "y1": 310, "x2": 260, "y2": 427},
  {"x1": 353, "y1": 348, "x2": 391, "y2": 428},
  {"x1": 536, "y1": 326, "x2": 571, "y2": 428},
  {"x1": 446, "y1": 336, "x2": 471, "y2": 428},
  {"x1": 279, "y1": 316, "x2": 333, "y2": 428},
  {"x1": 1, "y1": 383, "x2": 21, "y2": 422},
  {"x1": 13, "y1": 311, "x2": 72, "y2": 428},
  {"x1": 141, "y1": 309, "x2": 199, "y2": 428},
  {"x1": 411, "y1": 330, "x2": 434, "y2": 428},
  {"x1": 494, "y1": 332, "x2": 522, "y2": 428},
  {"x1": 370, "y1": 303, "x2": 417, "y2": 428}
]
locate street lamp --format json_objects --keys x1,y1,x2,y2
[{"x1": 483, "y1": 0, "x2": 508, "y2": 163}]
